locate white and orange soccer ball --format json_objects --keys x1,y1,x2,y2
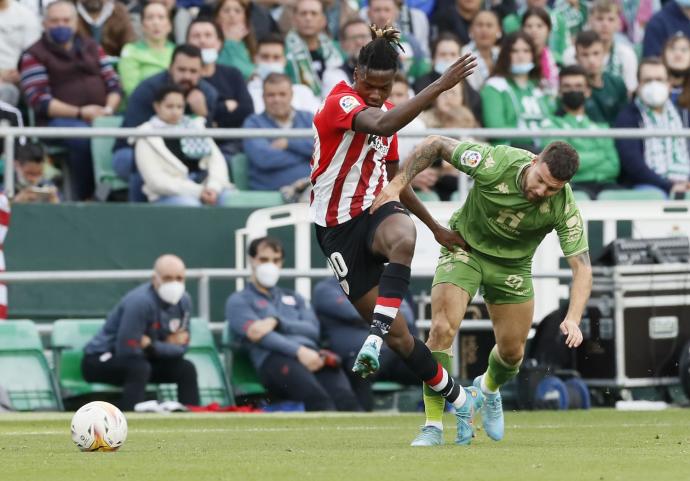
[{"x1": 70, "y1": 401, "x2": 128, "y2": 452}]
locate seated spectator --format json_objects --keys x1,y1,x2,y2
[
  {"x1": 226, "y1": 237, "x2": 361, "y2": 412},
  {"x1": 502, "y1": 0, "x2": 569, "y2": 64},
  {"x1": 363, "y1": 0, "x2": 430, "y2": 57},
  {"x1": 135, "y1": 84, "x2": 234, "y2": 206},
  {"x1": 431, "y1": 0, "x2": 482, "y2": 45},
  {"x1": 522, "y1": 7, "x2": 559, "y2": 96},
  {"x1": 13, "y1": 142, "x2": 60, "y2": 204},
  {"x1": 276, "y1": 0, "x2": 358, "y2": 41},
  {"x1": 0, "y1": 0, "x2": 41, "y2": 106},
  {"x1": 421, "y1": 83, "x2": 479, "y2": 199},
  {"x1": 413, "y1": 33, "x2": 483, "y2": 125},
  {"x1": 248, "y1": 34, "x2": 320, "y2": 114},
  {"x1": 575, "y1": 30, "x2": 628, "y2": 126},
  {"x1": 366, "y1": 0, "x2": 430, "y2": 83},
  {"x1": 118, "y1": 2, "x2": 174, "y2": 98},
  {"x1": 112, "y1": 44, "x2": 218, "y2": 202},
  {"x1": 82, "y1": 254, "x2": 200, "y2": 412},
  {"x1": 541, "y1": 65, "x2": 622, "y2": 199},
  {"x1": 643, "y1": 0, "x2": 690, "y2": 58},
  {"x1": 461, "y1": 9, "x2": 501, "y2": 92},
  {"x1": 614, "y1": 58, "x2": 690, "y2": 198},
  {"x1": 285, "y1": 0, "x2": 344, "y2": 97},
  {"x1": 75, "y1": 0, "x2": 135, "y2": 58},
  {"x1": 586, "y1": 0, "x2": 638, "y2": 94},
  {"x1": 312, "y1": 277, "x2": 418, "y2": 411},
  {"x1": 242, "y1": 73, "x2": 313, "y2": 192},
  {"x1": 186, "y1": 17, "x2": 254, "y2": 156},
  {"x1": 214, "y1": 0, "x2": 256, "y2": 80},
  {"x1": 618, "y1": 0, "x2": 658, "y2": 46},
  {"x1": 480, "y1": 31, "x2": 554, "y2": 150},
  {"x1": 663, "y1": 33, "x2": 690, "y2": 126},
  {"x1": 322, "y1": 18, "x2": 371, "y2": 96},
  {"x1": 20, "y1": 0, "x2": 122, "y2": 200}
]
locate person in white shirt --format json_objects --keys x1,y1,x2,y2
[
  {"x1": 247, "y1": 34, "x2": 320, "y2": 114},
  {"x1": 0, "y1": 0, "x2": 41, "y2": 105}
]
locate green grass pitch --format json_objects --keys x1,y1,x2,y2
[{"x1": 1, "y1": 409, "x2": 689, "y2": 481}]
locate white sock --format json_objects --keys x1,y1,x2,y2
[
  {"x1": 451, "y1": 384, "x2": 467, "y2": 408},
  {"x1": 480, "y1": 374, "x2": 498, "y2": 395},
  {"x1": 424, "y1": 421, "x2": 443, "y2": 430},
  {"x1": 364, "y1": 334, "x2": 383, "y2": 353}
]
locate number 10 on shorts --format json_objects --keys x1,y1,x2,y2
[{"x1": 327, "y1": 252, "x2": 350, "y2": 295}]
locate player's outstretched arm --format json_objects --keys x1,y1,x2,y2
[
  {"x1": 371, "y1": 135, "x2": 460, "y2": 212},
  {"x1": 353, "y1": 55, "x2": 477, "y2": 137},
  {"x1": 561, "y1": 251, "x2": 593, "y2": 348}
]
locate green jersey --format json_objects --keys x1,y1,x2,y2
[{"x1": 448, "y1": 141, "x2": 589, "y2": 261}]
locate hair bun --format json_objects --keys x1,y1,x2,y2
[{"x1": 368, "y1": 24, "x2": 404, "y2": 51}]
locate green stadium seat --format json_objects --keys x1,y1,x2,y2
[
  {"x1": 221, "y1": 325, "x2": 267, "y2": 397},
  {"x1": 51, "y1": 319, "x2": 121, "y2": 398},
  {"x1": 91, "y1": 116, "x2": 127, "y2": 200},
  {"x1": 184, "y1": 318, "x2": 234, "y2": 406},
  {"x1": 0, "y1": 320, "x2": 63, "y2": 411},
  {"x1": 597, "y1": 189, "x2": 667, "y2": 201},
  {"x1": 415, "y1": 190, "x2": 441, "y2": 202},
  {"x1": 230, "y1": 153, "x2": 249, "y2": 190},
  {"x1": 571, "y1": 190, "x2": 591, "y2": 202},
  {"x1": 224, "y1": 190, "x2": 284, "y2": 208}
]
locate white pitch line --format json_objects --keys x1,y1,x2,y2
[{"x1": 0, "y1": 422, "x2": 682, "y2": 437}]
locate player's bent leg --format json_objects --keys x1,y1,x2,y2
[{"x1": 475, "y1": 300, "x2": 534, "y2": 441}]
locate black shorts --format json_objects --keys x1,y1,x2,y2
[{"x1": 315, "y1": 201, "x2": 410, "y2": 302}]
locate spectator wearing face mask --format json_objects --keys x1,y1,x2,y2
[
  {"x1": 247, "y1": 34, "x2": 320, "y2": 115},
  {"x1": 135, "y1": 84, "x2": 234, "y2": 206},
  {"x1": 541, "y1": 65, "x2": 622, "y2": 199},
  {"x1": 186, "y1": 17, "x2": 254, "y2": 135},
  {"x1": 82, "y1": 254, "x2": 200, "y2": 412},
  {"x1": 614, "y1": 58, "x2": 690, "y2": 198},
  {"x1": 413, "y1": 33, "x2": 482, "y2": 123},
  {"x1": 75, "y1": 0, "x2": 135, "y2": 58},
  {"x1": 226, "y1": 237, "x2": 362, "y2": 412},
  {"x1": 242, "y1": 73, "x2": 314, "y2": 192}
]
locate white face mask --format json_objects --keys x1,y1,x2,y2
[
  {"x1": 255, "y1": 262, "x2": 280, "y2": 288},
  {"x1": 157, "y1": 281, "x2": 185, "y2": 305},
  {"x1": 434, "y1": 60, "x2": 452, "y2": 75},
  {"x1": 639, "y1": 80, "x2": 669, "y2": 108},
  {"x1": 256, "y1": 62, "x2": 285, "y2": 80},
  {"x1": 201, "y1": 48, "x2": 218, "y2": 65}
]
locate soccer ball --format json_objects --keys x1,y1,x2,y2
[{"x1": 70, "y1": 401, "x2": 128, "y2": 452}]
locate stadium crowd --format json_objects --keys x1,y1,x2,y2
[{"x1": 0, "y1": 0, "x2": 690, "y2": 203}]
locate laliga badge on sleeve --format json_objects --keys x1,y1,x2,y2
[
  {"x1": 339, "y1": 95, "x2": 360, "y2": 113},
  {"x1": 460, "y1": 150, "x2": 482, "y2": 168}
]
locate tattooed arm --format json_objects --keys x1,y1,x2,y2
[
  {"x1": 371, "y1": 135, "x2": 461, "y2": 212},
  {"x1": 560, "y1": 251, "x2": 593, "y2": 348}
]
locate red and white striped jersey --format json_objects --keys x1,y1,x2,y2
[
  {"x1": 0, "y1": 194, "x2": 10, "y2": 319},
  {"x1": 310, "y1": 82, "x2": 399, "y2": 227}
]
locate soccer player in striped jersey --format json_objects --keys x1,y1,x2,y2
[{"x1": 310, "y1": 24, "x2": 483, "y2": 445}]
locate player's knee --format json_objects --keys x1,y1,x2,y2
[
  {"x1": 427, "y1": 317, "x2": 456, "y2": 349},
  {"x1": 389, "y1": 234, "x2": 416, "y2": 262},
  {"x1": 498, "y1": 344, "x2": 525, "y2": 366}
]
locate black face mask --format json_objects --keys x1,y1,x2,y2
[{"x1": 561, "y1": 91, "x2": 586, "y2": 110}]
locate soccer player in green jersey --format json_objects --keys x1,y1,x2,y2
[{"x1": 371, "y1": 137, "x2": 593, "y2": 446}]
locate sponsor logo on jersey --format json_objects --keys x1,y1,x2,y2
[
  {"x1": 460, "y1": 150, "x2": 482, "y2": 168},
  {"x1": 539, "y1": 202, "x2": 550, "y2": 214},
  {"x1": 339, "y1": 95, "x2": 360, "y2": 113},
  {"x1": 496, "y1": 182, "x2": 510, "y2": 194},
  {"x1": 483, "y1": 155, "x2": 495, "y2": 169},
  {"x1": 368, "y1": 135, "x2": 390, "y2": 157}
]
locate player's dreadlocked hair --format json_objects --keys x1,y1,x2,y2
[{"x1": 356, "y1": 24, "x2": 404, "y2": 73}]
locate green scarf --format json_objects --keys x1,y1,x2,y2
[{"x1": 285, "y1": 30, "x2": 343, "y2": 97}]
